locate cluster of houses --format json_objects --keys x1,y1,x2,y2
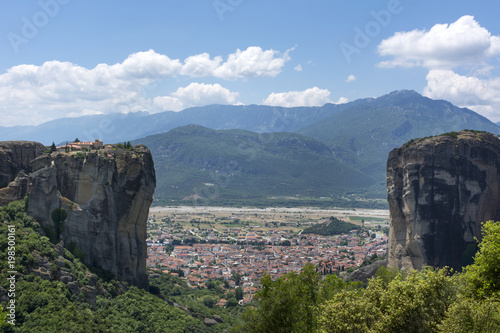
[{"x1": 147, "y1": 224, "x2": 388, "y2": 305}]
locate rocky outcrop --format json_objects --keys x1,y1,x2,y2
[
  {"x1": 0, "y1": 141, "x2": 45, "y2": 204},
  {"x1": 0, "y1": 141, "x2": 155, "y2": 289},
  {"x1": 387, "y1": 131, "x2": 500, "y2": 270},
  {"x1": 26, "y1": 145, "x2": 156, "y2": 289},
  {"x1": 344, "y1": 259, "x2": 388, "y2": 284}
]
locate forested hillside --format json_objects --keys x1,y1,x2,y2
[
  {"x1": 134, "y1": 125, "x2": 380, "y2": 207},
  {"x1": 0, "y1": 201, "x2": 242, "y2": 332}
]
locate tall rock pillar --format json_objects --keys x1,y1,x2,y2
[
  {"x1": 387, "y1": 131, "x2": 500, "y2": 270},
  {"x1": 27, "y1": 145, "x2": 156, "y2": 289}
]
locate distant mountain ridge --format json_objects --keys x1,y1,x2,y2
[
  {"x1": 2, "y1": 90, "x2": 499, "y2": 205},
  {"x1": 132, "y1": 125, "x2": 378, "y2": 206},
  {"x1": 299, "y1": 90, "x2": 500, "y2": 181},
  {"x1": 0, "y1": 104, "x2": 345, "y2": 145},
  {"x1": 1, "y1": 90, "x2": 497, "y2": 147}
]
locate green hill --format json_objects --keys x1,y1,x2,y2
[
  {"x1": 134, "y1": 125, "x2": 379, "y2": 207},
  {"x1": 298, "y1": 90, "x2": 500, "y2": 195},
  {"x1": 302, "y1": 217, "x2": 359, "y2": 236}
]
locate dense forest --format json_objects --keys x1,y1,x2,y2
[{"x1": 1, "y1": 201, "x2": 499, "y2": 332}]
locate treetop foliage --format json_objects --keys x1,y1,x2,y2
[{"x1": 239, "y1": 220, "x2": 500, "y2": 333}]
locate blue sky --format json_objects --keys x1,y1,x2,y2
[{"x1": 1, "y1": 0, "x2": 499, "y2": 126}]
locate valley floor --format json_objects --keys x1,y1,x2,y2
[
  {"x1": 149, "y1": 206, "x2": 389, "y2": 223},
  {"x1": 147, "y1": 206, "x2": 389, "y2": 304}
]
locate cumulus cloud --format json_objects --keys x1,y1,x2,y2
[
  {"x1": 0, "y1": 57, "x2": 155, "y2": 126},
  {"x1": 213, "y1": 46, "x2": 292, "y2": 79},
  {"x1": 117, "y1": 49, "x2": 182, "y2": 80},
  {"x1": 423, "y1": 69, "x2": 500, "y2": 121},
  {"x1": 0, "y1": 46, "x2": 290, "y2": 126},
  {"x1": 377, "y1": 16, "x2": 500, "y2": 121},
  {"x1": 180, "y1": 46, "x2": 291, "y2": 79},
  {"x1": 335, "y1": 96, "x2": 349, "y2": 104},
  {"x1": 154, "y1": 83, "x2": 240, "y2": 111},
  {"x1": 378, "y1": 15, "x2": 500, "y2": 69},
  {"x1": 294, "y1": 64, "x2": 303, "y2": 72},
  {"x1": 180, "y1": 53, "x2": 223, "y2": 77},
  {"x1": 263, "y1": 87, "x2": 339, "y2": 107},
  {"x1": 346, "y1": 74, "x2": 356, "y2": 82}
]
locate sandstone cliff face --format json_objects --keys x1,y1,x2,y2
[
  {"x1": 0, "y1": 141, "x2": 45, "y2": 204},
  {"x1": 26, "y1": 146, "x2": 155, "y2": 289},
  {"x1": 387, "y1": 131, "x2": 500, "y2": 270}
]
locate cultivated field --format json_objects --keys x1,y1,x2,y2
[{"x1": 149, "y1": 206, "x2": 390, "y2": 233}]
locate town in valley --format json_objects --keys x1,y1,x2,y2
[{"x1": 146, "y1": 206, "x2": 389, "y2": 305}]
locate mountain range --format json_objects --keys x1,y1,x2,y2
[
  {"x1": 132, "y1": 125, "x2": 378, "y2": 207},
  {"x1": 2, "y1": 90, "x2": 499, "y2": 206}
]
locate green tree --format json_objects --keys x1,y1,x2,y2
[
  {"x1": 463, "y1": 220, "x2": 500, "y2": 300},
  {"x1": 439, "y1": 298, "x2": 500, "y2": 333},
  {"x1": 317, "y1": 289, "x2": 379, "y2": 333},
  {"x1": 232, "y1": 272, "x2": 242, "y2": 286},
  {"x1": 0, "y1": 305, "x2": 6, "y2": 326},
  {"x1": 240, "y1": 264, "x2": 324, "y2": 333},
  {"x1": 74, "y1": 138, "x2": 80, "y2": 142},
  {"x1": 51, "y1": 208, "x2": 68, "y2": 241},
  {"x1": 50, "y1": 142, "x2": 57, "y2": 152},
  {"x1": 202, "y1": 295, "x2": 215, "y2": 308},
  {"x1": 164, "y1": 244, "x2": 174, "y2": 255},
  {"x1": 171, "y1": 286, "x2": 182, "y2": 296},
  {"x1": 235, "y1": 287, "x2": 244, "y2": 301},
  {"x1": 438, "y1": 220, "x2": 500, "y2": 332},
  {"x1": 226, "y1": 298, "x2": 238, "y2": 307},
  {"x1": 317, "y1": 267, "x2": 456, "y2": 333}
]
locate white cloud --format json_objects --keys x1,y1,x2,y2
[
  {"x1": 378, "y1": 15, "x2": 500, "y2": 69},
  {"x1": 0, "y1": 46, "x2": 290, "y2": 126},
  {"x1": 263, "y1": 87, "x2": 337, "y2": 107},
  {"x1": 117, "y1": 49, "x2": 182, "y2": 80},
  {"x1": 213, "y1": 46, "x2": 291, "y2": 79},
  {"x1": 180, "y1": 53, "x2": 223, "y2": 77},
  {"x1": 423, "y1": 69, "x2": 500, "y2": 121},
  {"x1": 180, "y1": 47, "x2": 291, "y2": 78},
  {"x1": 346, "y1": 74, "x2": 356, "y2": 82},
  {"x1": 294, "y1": 64, "x2": 303, "y2": 72},
  {"x1": 154, "y1": 83, "x2": 240, "y2": 111},
  {"x1": 335, "y1": 96, "x2": 349, "y2": 104}
]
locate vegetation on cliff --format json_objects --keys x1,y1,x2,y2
[
  {"x1": 403, "y1": 129, "x2": 491, "y2": 148},
  {"x1": 0, "y1": 201, "x2": 239, "y2": 332}
]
